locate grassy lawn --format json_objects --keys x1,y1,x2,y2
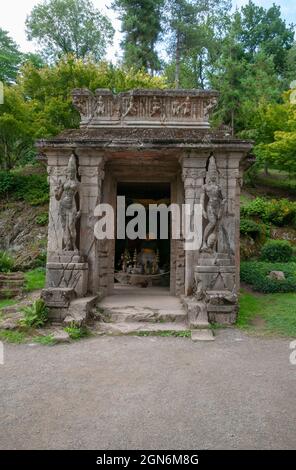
[
  {"x1": 0, "y1": 298, "x2": 17, "y2": 310},
  {"x1": 256, "y1": 169, "x2": 296, "y2": 194},
  {"x1": 238, "y1": 290, "x2": 296, "y2": 337},
  {"x1": 24, "y1": 268, "x2": 46, "y2": 291}
]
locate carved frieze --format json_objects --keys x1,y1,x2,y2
[{"x1": 71, "y1": 89, "x2": 219, "y2": 128}]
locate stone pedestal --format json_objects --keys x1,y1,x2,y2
[{"x1": 195, "y1": 253, "x2": 237, "y2": 324}]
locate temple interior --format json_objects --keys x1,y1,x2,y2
[{"x1": 115, "y1": 182, "x2": 171, "y2": 288}]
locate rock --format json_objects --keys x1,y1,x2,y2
[
  {"x1": 191, "y1": 329, "x2": 215, "y2": 342},
  {"x1": 51, "y1": 330, "x2": 71, "y2": 343},
  {"x1": 268, "y1": 271, "x2": 286, "y2": 281},
  {"x1": 0, "y1": 318, "x2": 19, "y2": 330}
]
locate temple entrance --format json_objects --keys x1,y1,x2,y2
[{"x1": 114, "y1": 181, "x2": 171, "y2": 290}]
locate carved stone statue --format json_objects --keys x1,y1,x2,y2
[
  {"x1": 204, "y1": 97, "x2": 217, "y2": 120},
  {"x1": 180, "y1": 96, "x2": 191, "y2": 116},
  {"x1": 200, "y1": 155, "x2": 226, "y2": 252},
  {"x1": 55, "y1": 153, "x2": 81, "y2": 251},
  {"x1": 95, "y1": 95, "x2": 105, "y2": 116},
  {"x1": 123, "y1": 96, "x2": 137, "y2": 117},
  {"x1": 150, "y1": 96, "x2": 161, "y2": 116}
]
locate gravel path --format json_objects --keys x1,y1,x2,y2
[{"x1": 0, "y1": 329, "x2": 295, "y2": 450}]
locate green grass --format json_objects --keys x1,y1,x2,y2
[
  {"x1": 238, "y1": 290, "x2": 296, "y2": 337},
  {"x1": 34, "y1": 334, "x2": 56, "y2": 345},
  {"x1": 0, "y1": 298, "x2": 17, "y2": 310},
  {"x1": 0, "y1": 330, "x2": 27, "y2": 343},
  {"x1": 134, "y1": 330, "x2": 191, "y2": 337},
  {"x1": 64, "y1": 325, "x2": 90, "y2": 340},
  {"x1": 24, "y1": 268, "x2": 46, "y2": 292}
]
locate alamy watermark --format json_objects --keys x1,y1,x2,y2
[
  {"x1": 289, "y1": 340, "x2": 296, "y2": 365},
  {"x1": 93, "y1": 196, "x2": 203, "y2": 251}
]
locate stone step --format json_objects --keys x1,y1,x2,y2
[
  {"x1": 191, "y1": 329, "x2": 215, "y2": 341},
  {"x1": 63, "y1": 296, "x2": 98, "y2": 326},
  {"x1": 99, "y1": 306, "x2": 187, "y2": 324},
  {"x1": 95, "y1": 321, "x2": 189, "y2": 336}
]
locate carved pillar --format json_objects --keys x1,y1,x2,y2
[
  {"x1": 78, "y1": 153, "x2": 105, "y2": 295},
  {"x1": 181, "y1": 154, "x2": 207, "y2": 295}
]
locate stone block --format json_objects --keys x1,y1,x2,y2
[
  {"x1": 46, "y1": 262, "x2": 88, "y2": 297},
  {"x1": 41, "y1": 287, "x2": 76, "y2": 308}
]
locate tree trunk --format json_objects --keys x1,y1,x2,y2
[{"x1": 175, "y1": 32, "x2": 181, "y2": 88}]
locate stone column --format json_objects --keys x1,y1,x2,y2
[
  {"x1": 181, "y1": 153, "x2": 207, "y2": 295},
  {"x1": 78, "y1": 152, "x2": 105, "y2": 296}
]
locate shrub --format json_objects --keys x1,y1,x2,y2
[
  {"x1": 240, "y1": 261, "x2": 296, "y2": 293},
  {"x1": 0, "y1": 171, "x2": 49, "y2": 206},
  {"x1": 20, "y1": 299, "x2": 48, "y2": 328},
  {"x1": 64, "y1": 323, "x2": 89, "y2": 340},
  {"x1": 0, "y1": 251, "x2": 15, "y2": 273},
  {"x1": 36, "y1": 213, "x2": 49, "y2": 226},
  {"x1": 260, "y1": 240, "x2": 293, "y2": 262},
  {"x1": 240, "y1": 218, "x2": 262, "y2": 237},
  {"x1": 241, "y1": 197, "x2": 296, "y2": 227}
]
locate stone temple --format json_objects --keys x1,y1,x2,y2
[{"x1": 37, "y1": 89, "x2": 252, "y2": 338}]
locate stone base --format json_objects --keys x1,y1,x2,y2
[
  {"x1": 41, "y1": 287, "x2": 76, "y2": 308},
  {"x1": 46, "y1": 261, "x2": 88, "y2": 297},
  {"x1": 191, "y1": 329, "x2": 215, "y2": 341},
  {"x1": 47, "y1": 296, "x2": 98, "y2": 324},
  {"x1": 181, "y1": 296, "x2": 210, "y2": 329}
]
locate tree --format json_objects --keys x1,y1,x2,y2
[
  {"x1": 25, "y1": 0, "x2": 114, "y2": 62},
  {"x1": 0, "y1": 29, "x2": 23, "y2": 83},
  {"x1": 113, "y1": 0, "x2": 164, "y2": 73},
  {"x1": 238, "y1": 1, "x2": 295, "y2": 75},
  {"x1": 164, "y1": 0, "x2": 231, "y2": 88}
]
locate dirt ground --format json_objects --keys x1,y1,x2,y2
[{"x1": 0, "y1": 329, "x2": 295, "y2": 450}]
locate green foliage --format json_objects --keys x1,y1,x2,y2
[
  {"x1": 64, "y1": 323, "x2": 89, "y2": 340},
  {"x1": 36, "y1": 212, "x2": 49, "y2": 226},
  {"x1": 240, "y1": 218, "x2": 262, "y2": 237},
  {"x1": 0, "y1": 170, "x2": 49, "y2": 204},
  {"x1": 113, "y1": 0, "x2": 164, "y2": 73},
  {"x1": 0, "y1": 298, "x2": 17, "y2": 309},
  {"x1": 238, "y1": 290, "x2": 296, "y2": 337},
  {"x1": 24, "y1": 268, "x2": 46, "y2": 292},
  {"x1": 0, "y1": 330, "x2": 26, "y2": 343},
  {"x1": 20, "y1": 299, "x2": 48, "y2": 328},
  {"x1": 34, "y1": 334, "x2": 56, "y2": 345},
  {"x1": 26, "y1": 0, "x2": 114, "y2": 62},
  {"x1": 241, "y1": 197, "x2": 296, "y2": 227},
  {"x1": 260, "y1": 240, "x2": 293, "y2": 263},
  {"x1": 0, "y1": 251, "x2": 15, "y2": 273},
  {"x1": 240, "y1": 261, "x2": 296, "y2": 293},
  {"x1": 0, "y1": 28, "x2": 23, "y2": 83}
]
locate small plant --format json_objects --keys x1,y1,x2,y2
[
  {"x1": 34, "y1": 334, "x2": 56, "y2": 345},
  {"x1": 20, "y1": 299, "x2": 48, "y2": 328},
  {"x1": 240, "y1": 218, "x2": 262, "y2": 237},
  {"x1": 260, "y1": 240, "x2": 293, "y2": 263},
  {"x1": 64, "y1": 323, "x2": 89, "y2": 340},
  {"x1": 36, "y1": 213, "x2": 49, "y2": 226},
  {"x1": 0, "y1": 330, "x2": 26, "y2": 343},
  {"x1": 0, "y1": 251, "x2": 15, "y2": 273}
]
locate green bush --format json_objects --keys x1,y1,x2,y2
[
  {"x1": 260, "y1": 240, "x2": 293, "y2": 262},
  {"x1": 64, "y1": 323, "x2": 89, "y2": 340},
  {"x1": 36, "y1": 213, "x2": 49, "y2": 226},
  {"x1": 240, "y1": 218, "x2": 262, "y2": 237},
  {"x1": 0, "y1": 171, "x2": 49, "y2": 206},
  {"x1": 241, "y1": 197, "x2": 296, "y2": 227},
  {"x1": 240, "y1": 261, "x2": 296, "y2": 293},
  {"x1": 0, "y1": 251, "x2": 15, "y2": 273},
  {"x1": 20, "y1": 299, "x2": 48, "y2": 328}
]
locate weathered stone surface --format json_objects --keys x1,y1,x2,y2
[
  {"x1": 191, "y1": 329, "x2": 215, "y2": 342},
  {"x1": 41, "y1": 287, "x2": 76, "y2": 308},
  {"x1": 51, "y1": 330, "x2": 71, "y2": 343},
  {"x1": 72, "y1": 88, "x2": 219, "y2": 129},
  {"x1": 268, "y1": 271, "x2": 286, "y2": 281},
  {"x1": 37, "y1": 88, "x2": 253, "y2": 328}
]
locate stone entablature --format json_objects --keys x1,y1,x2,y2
[{"x1": 72, "y1": 88, "x2": 219, "y2": 129}]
